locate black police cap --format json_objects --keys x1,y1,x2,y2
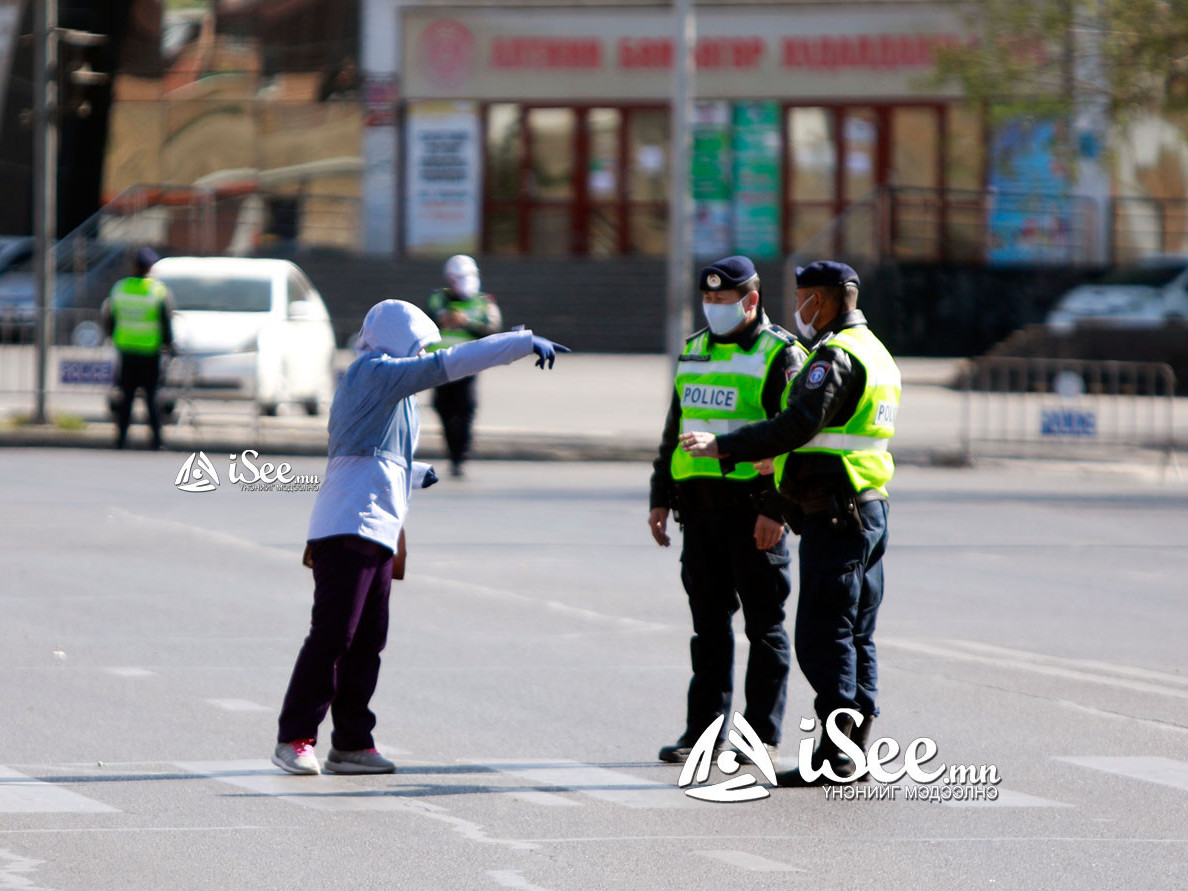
[
  {"x1": 795, "y1": 260, "x2": 860, "y2": 289},
  {"x1": 698, "y1": 255, "x2": 758, "y2": 292},
  {"x1": 135, "y1": 247, "x2": 160, "y2": 268}
]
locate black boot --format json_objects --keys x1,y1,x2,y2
[
  {"x1": 776, "y1": 713, "x2": 855, "y2": 787},
  {"x1": 849, "y1": 715, "x2": 875, "y2": 783}
]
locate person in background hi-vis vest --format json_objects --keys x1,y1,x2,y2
[
  {"x1": 425, "y1": 255, "x2": 502, "y2": 477},
  {"x1": 649, "y1": 255, "x2": 807, "y2": 768},
  {"x1": 102, "y1": 247, "x2": 173, "y2": 450},
  {"x1": 678, "y1": 261, "x2": 900, "y2": 787}
]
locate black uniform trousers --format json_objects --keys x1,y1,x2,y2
[
  {"x1": 679, "y1": 505, "x2": 793, "y2": 745},
  {"x1": 794, "y1": 499, "x2": 889, "y2": 722},
  {"x1": 115, "y1": 352, "x2": 163, "y2": 449},
  {"x1": 432, "y1": 375, "x2": 477, "y2": 466}
]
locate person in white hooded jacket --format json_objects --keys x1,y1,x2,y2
[{"x1": 272, "y1": 300, "x2": 568, "y2": 775}]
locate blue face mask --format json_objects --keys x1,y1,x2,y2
[{"x1": 703, "y1": 298, "x2": 747, "y2": 336}]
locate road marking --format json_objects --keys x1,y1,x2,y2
[
  {"x1": 881, "y1": 638, "x2": 1188, "y2": 701},
  {"x1": 105, "y1": 667, "x2": 155, "y2": 678},
  {"x1": 418, "y1": 575, "x2": 671, "y2": 633},
  {"x1": 950, "y1": 641, "x2": 1188, "y2": 688},
  {"x1": 0, "y1": 848, "x2": 44, "y2": 890},
  {"x1": 206, "y1": 699, "x2": 270, "y2": 712},
  {"x1": 0, "y1": 767, "x2": 119, "y2": 814},
  {"x1": 1055, "y1": 756, "x2": 1188, "y2": 793},
  {"x1": 480, "y1": 761, "x2": 695, "y2": 809},
  {"x1": 697, "y1": 850, "x2": 804, "y2": 872},
  {"x1": 941, "y1": 788, "x2": 1071, "y2": 808},
  {"x1": 504, "y1": 789, "x2": 579, "y2": 807},
  {"x1": 107, "y1": 508, "x2": 294, "y2": 560},
  {"x1": 173, "y1": 760, "x2": 418, "y2": 812},
  {"x1": 0, "y1": 825, "x2": 291, "y2": 835},
  {"x1": 486, "y1": 869, "x2": 553, "y2": 890}
]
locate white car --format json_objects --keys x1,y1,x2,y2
[
  {"x1": 1046, "y1": 256, "x2": 1188, "y2": 332},
  {"x1": 152, "y1": 257, "x2": 337, "y2": 415}
]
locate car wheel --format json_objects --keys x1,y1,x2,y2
[
  {"x1": 259, "y1": 402, "x2": 279, "y2": 417},
  {"x1": 302, "y1": 398, "x2": 320, "y2": 416}
]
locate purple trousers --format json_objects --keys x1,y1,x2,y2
[{"x1": 277, "y1": 534, "x2": 394, "y2": 750}]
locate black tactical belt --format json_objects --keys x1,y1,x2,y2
[{"x1": 796, "y1": 488, "x2": 885, "y2": 516}]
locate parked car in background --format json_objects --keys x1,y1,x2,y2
[
  {"x1": 1046, "y1": 256, "x2": 1188, "y2": 332},
  {"x1": 150, "y1": 256, "x2": 336, "y2": 416},
  {"x1": 0, "y1": 237, "x2": 133, "y2": 343}
]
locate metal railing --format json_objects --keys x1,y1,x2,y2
[
  {"x1": 960, "y1": 356, "x2": 1177, "y2": 467},
  {"x1": 1111, "y1": 197, "x2": 1188, "y2": 262}
]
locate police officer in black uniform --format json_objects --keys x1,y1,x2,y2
[
  {"x1": 679, "y1": 262, "x2": 899, "y2": 785},
  {"x1": 649, "y1": 255, "x2": 807, "y2": 765}
]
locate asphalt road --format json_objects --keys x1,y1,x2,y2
[{"x1": 2, "y1": 451, "x2": 1187, "y2": 890}]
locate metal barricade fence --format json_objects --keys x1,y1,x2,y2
[{"x1": 960, "y1": 357, "x2": 1177, "y2": 466}]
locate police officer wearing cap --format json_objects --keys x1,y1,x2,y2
[
  {"x1": 678, "y1": 260, "x2": 900, "y2": 785},
  {"x1": 102, "y1": 247, "x2": 173, "y2": 450},
  {"x1": 649, "y1": 255, "x2": 807, "y2": 765}
]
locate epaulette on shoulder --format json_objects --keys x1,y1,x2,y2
[
  {"x1": 685, "y1": 326, "x2": 709, "y2": 342},
  {"x1": 763, "y1": 324, "x2": 796, "y2": 344}
]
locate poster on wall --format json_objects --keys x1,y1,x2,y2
[
  {"x1": 731, "y1": 101, "x2": 782, "y2": 259},
  {"x1": 691, "y1": 101, "x2": 732, "y2": 258},
  {"x1": 987, "y1": 118, "x2": 1076, "y2": 264},
  {"x1": 405, "y1": 100, "x2": 481, "y2": 256}
]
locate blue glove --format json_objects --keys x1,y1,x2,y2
[{"x1": 531, "y1": 336, "x2": 571, "y2": 369}]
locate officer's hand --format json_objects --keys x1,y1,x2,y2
[
  {"x1": 753, "y1": 514, "x2": 785, "y2": 550},
  {"x1": 755, "y1": 457, "x2": 776, "y2": 476},
  {"x1": 678, "y1": 431, "x2": 721, "y2": 458},
  {"x1": 531, "y1": 336, "x2": 571, "y2": 369},
  {"x1": 648, "y1": 507, "x2": 671, "y2": 547}
]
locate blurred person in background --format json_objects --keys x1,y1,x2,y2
[
  {"x1": 101, "y1": 247, "x2": 173, "y2": 450},
  {"x1": 273, "y1": 299, "x2": 568, "y2": 776},
  {"x1": 426, "y1": 255, "x2": 502, "y2": 477}
]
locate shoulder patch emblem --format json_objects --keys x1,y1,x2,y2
[{"x1": 806, "y1": 360, "x2": 830, "y2": 389}]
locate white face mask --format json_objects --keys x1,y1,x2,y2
[
  {"x1": 449, "y1": 273, "x2": 480, "y2": 299},
  {"x1": 794, "y1": 295, "x2": 820, "y2": 341},
  {"x1": 703, "y1": 297, "x2": 748, "y2": 336}
]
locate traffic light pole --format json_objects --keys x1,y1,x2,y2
[
  {"x1": 32, "y1": 0, "x2": 57, "y2": 424},
  {"x1": 664, "y1": 0, "x2": 694, "y2": 364}
]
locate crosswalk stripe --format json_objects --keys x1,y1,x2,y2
[
  {"x1": 105, "y1": 667, "x2": 155, "y2": 678},
  {"x1": 698, "y1": 850, "x2": 804, "y2": 872},
  {"x1": 1055, "y1": 756, "x2": 1188, "y2": 792},
  {"x1": 205, "y1": 699, "x2": 271, "y2": 712},
  {"x1": 0, "y1": 767, "x2": 119, "y2": 814},
  {"x1": 481, "y1": 761, "x2": 696, "y2": 809},
  {"x1": 173, "y1": 760, "x2": 418, "y2": 812}
]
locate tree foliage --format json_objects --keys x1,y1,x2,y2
[{"x1": 934, "y1": 0, "x2": 1188, "y2": 119}]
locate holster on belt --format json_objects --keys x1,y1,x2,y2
[{"x1": 796, "y1": 489, "x2": 883, "y2": 533}]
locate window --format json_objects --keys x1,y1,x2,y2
[{"x1": 481, "y1": 104, "x2": 668, "y2": 256}]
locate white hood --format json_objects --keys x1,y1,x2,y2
[{"x1": 356, "y1": 299, "x2": 441, "y2": 357}]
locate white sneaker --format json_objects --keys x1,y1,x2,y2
[
  {"x1": 324, "y1": 747, "x2": 396, "y2": 774},
  {"x1": 272, "y1": 739, "x2": 320, "y2": 775}
]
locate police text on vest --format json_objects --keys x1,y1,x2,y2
[{"x1": 681, "y1": 384, "x2": 738, "y2": 411}]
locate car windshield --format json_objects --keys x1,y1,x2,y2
[
  {"x1": 164, "y1": 276, "x2": 272, "y2": 312},
  {"x1": 1097, "y1": 264, "x2": 1185, "y2": 287}
]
